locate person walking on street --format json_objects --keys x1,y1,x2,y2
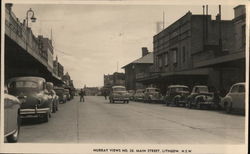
[
  {"x1": 79, "y1": 89, "x2": 85, "y2": 102},
  {"x1": 104, "y1": 90, "x2": 107, "y2": 100}
]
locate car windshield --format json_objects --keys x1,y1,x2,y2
[
  {"x1": 197, "y1": 87, "x2": 208, "y2": 93},
  {"x1": 113, "y1": 87, "x2": 126, "y2": 91},
  {"x1": 172, "y1": 87, "x2": 189, "y2": 92},
  {"x1": 9, "y1": 81, "x2": 38, "y2": 88}
]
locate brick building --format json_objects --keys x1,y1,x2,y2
[
  {"x1": 122, "y1": 47, "x2": 153, "y2": 90},
  {"x1": 137, "y1": 5, "x2": 245, "y2": 95}
]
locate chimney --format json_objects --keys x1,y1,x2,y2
[{"x1": 142, "y1": 47, "x2": 149, "y2": 57}]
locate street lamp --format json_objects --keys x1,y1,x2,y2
[
  {"x1": 25, "y1": 8, "x2": 36, "y2": 51},
  {"x1": 26, "y1": 8, "x2": 36, "y2": 28}
]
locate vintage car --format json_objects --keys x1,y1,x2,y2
[
  {"x1": 46, "y1": 82, "x2": 59, "y2": 113},
  {"x1": 4, "y1": 86, "x2": 21, "y2": 143},
  {"x1": 109, "y1": 86, "x2": 129, "y2": 103},
  {"x1": 165, "y1": 85, "x2": 190, "y2": 106},
  {"x1": 133, "y1": 89, "x2": 145, "y2": 102},
  {"x1": 128, "y1": 90, "x2": 135, "y2": 100},
  {"x1": 7, "y1": 77, "x2": 53, "y2": 122},
  {"x1": 221, "y1": 83, "x2": 245, "y2": 113},
  {"x1": 144, "y1": 88, "x2": 163, "y2": 103},
  {"x1": 186, "y1": 85, "x2": 219, "y2": 109},
  {"x1": 64, "y1": 88, "x2": 71, "y2": 101},
  {"x1": 54, "y1": 86, "x2": 67, "y2": 103}
]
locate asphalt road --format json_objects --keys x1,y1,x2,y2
[{"x1": 18, "y1": 96, "x2": 245, "y2": 144}]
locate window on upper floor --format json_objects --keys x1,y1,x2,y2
[
  {"x1": 241, "y1": 24, "x2": 246, "y2": 48},
  {"x1": 182, "y1": 46, "x2": 186, "y2": 63},
  {"x1": 159, "y1": 56, "x2": 163, "y2": 68},
  {"x1": 165, "y1": 53, "x2": 168, "y2": 66},
  {"x1": 173, "y1": 49, "x2": 178, "y2": 64}
]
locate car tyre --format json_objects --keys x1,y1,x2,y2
[
  {"x1": 226, "y1": 102, "x2": 232, "y2": 113},
  {"x1": 43, "y1": 113, "x2": 49, "y2": 122},
  {"x1": 188, "y1": 100, "x2": 192, "y2": 109},
  {"x1": 52, "y1": 104, "x2": 56, "y2": 113},
  {"x1": 6, "y1": 114, "x2": 20, "y2": 143},
  {"x1": 174, "y1": 98, "x2": 179, "y2": 107},
  {"x1": 196, "y1": 101, "x2": 202, "y2": 110}
]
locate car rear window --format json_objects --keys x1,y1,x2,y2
[{"x1": 9, "y1": 81, "x2": 38, "y2": 88}]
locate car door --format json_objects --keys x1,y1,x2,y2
[{"x1": 237, "y1": 84, "x2": 245, "y2": 110}]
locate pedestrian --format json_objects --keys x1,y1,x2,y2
[
  {"x1": 104, "y1": 91, "x2": 107, "y2": 100},
  {"x1": 79, "y1": 89, "x2": 85, "y2": 102}
]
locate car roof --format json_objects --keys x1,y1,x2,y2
[
  {"x1": 112, "y1": 86, "x2": 125, "y2": 88},
  {"x1": 193, "y1": 85, "x2": 208, "y2": 88},
  {"x1": 168, "y1": 85, "x2": 188, "y2": 88},
  {"x1": 8, "y1": 76, "x2": 46, "y2": 83},
  {"x1": 232, "y1": 82, "x2": 245, "y2": 86}
]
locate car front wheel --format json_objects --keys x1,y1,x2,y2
[{"x1": 225, "y1": 102, "x2": 232, "y2": 113}]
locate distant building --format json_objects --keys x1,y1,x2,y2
[
  {"x1": 137, "y1": 6, "x2": 245, "y2": 95},
  {"x1": 104, "y1": 72, "x2": 125, "y2": 89},
  {"x1": 84, "y1": 87, "x2": 99, "y2": 96},
  {"x1": 53, "y1": 56, "x2": 59, "y2": 76},
  {"x1": 37, "y1": 35, "x2": 54, "y2": 72},
  {"x1": 122, "y1": 47, "x2": 153, "y2": 90},
  {"x1": 57, "y1": 62, "x2": 64, "y2": 79}
]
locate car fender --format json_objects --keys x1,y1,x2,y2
[
  {"x1": 174, "y1": 95, "x2": 181, "y2": 100},
  {"x1": 221, "y1": 96, "x2": 232, "y2": 108}
]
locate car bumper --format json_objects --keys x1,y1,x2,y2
[
  {"x1": 200, "y1": 101, "x2": 214, "y2": 105},
  {"x1": 20, "y1": 107, "x2": 50, "y2": 115},
  {"x1": 113, "y1": 97, "x2": 129, "y2": 101}
]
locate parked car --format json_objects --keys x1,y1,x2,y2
[
  {"x1": 54, "y1": 86, "x2": 67, "y2": 103},
  {"x1": 144, "y1": 88, "x2": 162, "y2": 103},
  {"x1": 46, "y1": 82, "x2": 59, "y2": 113},
  {"x1": 4, "y1": 86, "x2": 21, "y2": 143},
  {"x1": 221, "y1": 83, "x2": 245, "y2": 113},
  {"x1": 128, "y1": 90, "x2": 135, "y2": 100},
  {"x1": 165, "y1": 85, "x2": 190, "y2": 106},
  {"x1": 7, "y1": 77, "x2": 53, "y2": 122},
  {"x1": 186, "y1": 85, "x2": 219, "y2": 109},
  {"x1": 109, "y1": 86, "x2": 129, "y2": 103},
  {"x1": 134, "y1": 89, "x2": 145, "y2": 102},
  {"x1": 64, "y1": 89, "x2": 71, "y2": 101}
]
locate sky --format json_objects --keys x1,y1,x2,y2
[{"x1": 11, "y1": 2, "x2": 235, "y2": 88}]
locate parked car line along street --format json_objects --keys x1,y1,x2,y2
[{"x1": 16, "y1": 96, "x2": 245, "y2": 144}]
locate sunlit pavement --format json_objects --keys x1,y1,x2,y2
[{"x1": 18, "y1": 96, "x2": 245, "y2": 144}]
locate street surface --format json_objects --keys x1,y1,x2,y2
[{"x1": 18, "y1": 96, "x2": 245, "y2": 144}]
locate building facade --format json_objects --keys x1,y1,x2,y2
[
  {"x1": 137, "y1": 5, "x2": 245, "y2": 95},
  {"x1": 37, "y1": 35, "x2": 54, "y2": 72},
  {"x1": 122, "y1": 47, "x2": 153, "y2": 90}
]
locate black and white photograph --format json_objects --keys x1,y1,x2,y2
[{"x1": 0, "y1": 0, "x2": 248, "y2": 153}]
